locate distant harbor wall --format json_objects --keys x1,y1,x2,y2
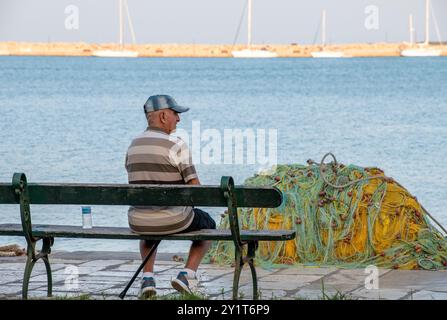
[{"x1": 0, "y1": 42, "x2": 446, "y2": 57}]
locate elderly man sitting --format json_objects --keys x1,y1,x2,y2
[{"x1": 125, "y1": 94, "x2": 216, "y2": 298}]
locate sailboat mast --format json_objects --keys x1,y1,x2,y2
[
  {"x1": 322, "y1": 10, "x2": 326, "y2": 47},
  {"x1": 124, "y1": 0, "x2": 136, "y2": 44},
  {"x1": 119, "y1": 0, "x2": 124, "y2": 48},
  {"x1": 409, "y1": 14, "x2": 414, "y2": 45},
  {"x1": 248, "y1": 0, "x2": 252, "y2": 48},
  {"x1": 424, "y1": 0, "x2": 430, "y2": 45}
]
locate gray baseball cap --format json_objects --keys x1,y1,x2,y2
[{"x1": 143, "y1": 95, "x2": 189, "y2": 114}]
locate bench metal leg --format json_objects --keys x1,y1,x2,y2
[
  {"x1": 247, "y1": 241, "x2": 258, "y2": 300},
  {"x1": 248, "y1": 260, "x2": 258, "y2": 299},
  {"x1": 22, "y1": 253, "x2": 36, "y2": 300},
  {"x1": 221, "y1": 177, "x2": 261, "y2": 300},
  {"x1": 119, "y1": 240, "x2": 160, "y2": 300},
  {"x1": 42, "y1": 255, "x2": 53, "y2": 298},
  {"x1": 14, "y1": 174, "x2": 54, "y2": 300},
  {"x1": 232, "y1": 241, "x2": 259, "y2": 300},
  {"x1": 22, "y1": 237, "x2": 53, "y2": 299},
  {"x1": 232, "y1": 250, "x2": 243, "y2": 300}
]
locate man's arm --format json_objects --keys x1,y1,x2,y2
[
  {"x1": 187, "y1": 178, "x2": 200, "y2": 185},
  {"x1": 174, "y1": 138, "x2": 200, "y2": 185}
]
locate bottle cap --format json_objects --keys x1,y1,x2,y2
[{"x1": 81, "y1": 206, "x2": 91, "y2": 214}]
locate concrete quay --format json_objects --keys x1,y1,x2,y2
[{"x1": 1, "y1": 251, "x2": 446, "y2": 300}]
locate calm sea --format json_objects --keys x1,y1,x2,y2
[{"x1": 0, "y1": 56, "x2": 446, "y2": 253}]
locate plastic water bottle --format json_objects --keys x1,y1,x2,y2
[{"x1": 81, "y1": 206, "x2": 93, "y2": 229}]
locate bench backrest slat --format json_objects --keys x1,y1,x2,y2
[
  {"x1": 0, "y1": 184, "x2": 15, "y2": 204},
  {"x1": 0, "y1": 183, "x2": 282, "y2": 208}
]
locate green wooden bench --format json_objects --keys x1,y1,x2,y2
[{"x1": 0, "y1": 173, "x2": 295, "y2": 300}]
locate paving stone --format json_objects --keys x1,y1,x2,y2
[
  {"x1": 99, "y1": 286, "x2": 141, "y2": 297},
  {"x1": 201, "y1": 272, "x2": 251, "y2": 289},
  {"x1": 219, "y1": 291, "x2": 239, "y2": 300},
  {"x1": 258, "y1": 278, "x2": 311, "y2": 291},
  {"x1": 0, "y1": 262, "x2": 66, "y2": 272},
  {"x1": 111, "y1": 264, "x2": 173, "y2": 273},
  {"x1": 259, "y1": 275, "x2": 323, "y2": 290},
  {"x1": 410, "y1": 290, "x2": 447, "y2": 300},
  {"x1": 378, "y1": 270, "x2": 447, "y2": 291},
  {"x1": 77, "y1": 259, "x2": 128, "y2": 269},
  {"x1": 219, "y1": 290, "x2": 257, "y2": 300},
  {"x1": 2, "y1": 263, "x2": 74, "y2": 285},
  {"x1": 0, "y1": 271, "x2": 28, "y2": 285},
  {"x1": 49, "y1": 291, "x2": 87, "y2": 299},
  {"x1": 51, "y1": 251, "x2": 139, "y2": 261},
  {"x1": 150, "y1": 280, "x2": 175, "y2": 289},
  {"x1": 200, "y1": 263, "x2": 233, "y2": 269},
  {"x1": 152, "y1": 267, "x2": 182, "y2": 275},
  {"x1": 50, "y1": 259, "x2": 88, "y2": 265},
  {"x1": 258, "y1": 289, "x2": 288, "y2": 300},
  {"x1": 30, "y1": 272, "x2": 72, "y2": 283},
  {"x1": 2, "y1": 289, "x2": 97, "y2": 300},
  {"x1": 292, "y1": 289, "x2": 351, "y2": 300},
  {"x1": 202, "y1": 269, "x2": 259, "y2": 285},
  {"x1": 0, "y1": 263, "x2": 27, "y2": 270},
  {"x1": 276, "y1": 266, "x2": 338, "y2": 276},
  {"x1": 197, "y1": 268, "x2": 233, "y2": 278},
  {"x1": 129, "y1": 259, "x2": 182, "y2": 266},
  {"x1": 22, "y1": 281, "x2": 49, "y2": 290},
  {"x1": 0, "y1": 285, "x2": 22, "y2": 295},
  {"x1": 426, "y1": 285, "x2": 447, "y2": 292},
  {"x1": 88, "y1": 270, "x2": 138, "y2": 278},
  {"x1": 290, "y1": 290, "x2": 321, "y2": 300},
  {"x1": 247, "y1": 268, "x2": 277, "y2": 278},
  {"x1": 52, "y1": 281, "x2": 117, "y2": 293},
  {"x1": 198, "y1": 263, "x2": 271, "y2": 275},
  {"x1": 236, "y1": 283, "x2": 288, "y2": 300},
  {"x1": 88, "y1": 295, "x2": 116, "y2": 300},
  {"x1": 203, "y1": 286, "x2": 233, "y2": 297},
  {"x1": 25, "y1": 291, "x2": 54, "y2": 299},
  {"x1": 349, "y1": 287, "x2": 409, "y2": 300},
  {"x1": 303, "y1": 268, "x2": 390, "y2": 292}
]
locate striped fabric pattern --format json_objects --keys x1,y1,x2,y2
[{"x1": 125, "y1": 127, "x2": 198, "y2": 234}]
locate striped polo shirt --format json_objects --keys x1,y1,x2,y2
[{"x1": 125, "y1": 126, "x2": 198, "y2": 235}]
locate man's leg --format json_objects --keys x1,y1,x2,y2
[
  {"x1": 184, "y1": 240, "x2": 212, "y2": 271},
  {"x1": 183, "y1": 208, "x2": 216, "y2": 270},
  {"x1": 138, "y1": 240, "x2": 159, "y2": 299},
  {"x1": 171, "y1": 208, "x2": 216, "y2": 294},
  {"x1": 140, "y1": 240, "x2": 157, "y2": 272}
]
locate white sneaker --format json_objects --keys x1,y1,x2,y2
[
  {"x1": 139, "y1": 276, "x2": 156, "y2": 299},
  {"x1": 171, "y1": 271, "x2": 207, "y2": 297}
]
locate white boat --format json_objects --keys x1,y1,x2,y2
[
  {"x1": 400, "y1": 0, "x2": 442, "y2": 57},
  {"x1": 311, "y1": 51, "x2": 345, "y2": 58},
  {"x1": 231, "y1": 0, "x2": 277, "y2": 58},
  {"x1": 92, "y1": 49, "x2": 139, "y2": 58},
  {"x1": 311, "y1": 10, "x2": 345, "y2": 58},
  {"x1": 92, "y1": 0, "x2": 138, "y2": 58},
  {"x1": 232, "y1": 49, "x2": 278, "y2": 58},
  {"x1": 400, "y1": 48, "x2": 442, "y2": 57}
]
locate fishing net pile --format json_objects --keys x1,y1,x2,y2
[{"x1": 208, "y1": 155, "x2": 447, "y2": 270}]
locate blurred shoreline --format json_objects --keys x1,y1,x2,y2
[{"x1": 1, "y1": 41, "x2": 446, "y2": 57}]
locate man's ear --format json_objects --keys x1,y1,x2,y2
[{"x1": 160, "y1": 110, "x2": 167, "y2": 124}]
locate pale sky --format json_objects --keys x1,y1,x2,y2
[{"x1": 0, "y1": 0, "x2": 446, "y2": 44}]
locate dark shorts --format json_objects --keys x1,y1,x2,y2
[{"x1": 144, "y1": 208, "x2": 216, "y2": 247}]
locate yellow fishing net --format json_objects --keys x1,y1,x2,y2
[{"x1": 208, "y1": 155, "x2": 447, "y2": 270}]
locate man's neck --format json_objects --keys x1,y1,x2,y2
[{"x1": 148, "y1": 125, "x2": 170, "y2": 134}]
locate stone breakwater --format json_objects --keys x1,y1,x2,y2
[{"x1": 0, "y1": 42, "x2": 446, "y2": 57}]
